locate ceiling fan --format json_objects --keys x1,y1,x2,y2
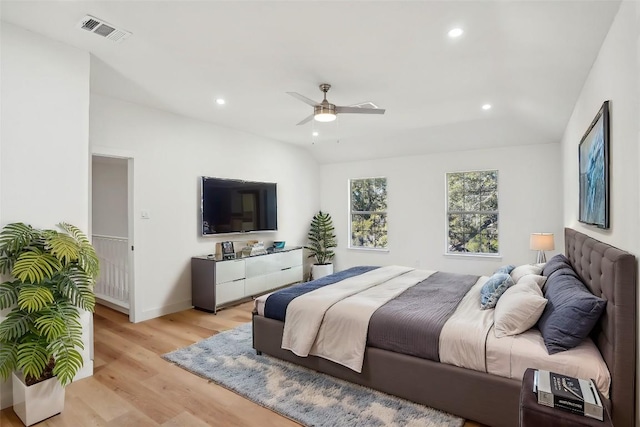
[{"x1": 287, "y1": 83, "x2": 385, "y2": 125}]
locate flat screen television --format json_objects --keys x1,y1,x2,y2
[{"x1": 200, "y1": 177, "x2": 277, "y2": 235}]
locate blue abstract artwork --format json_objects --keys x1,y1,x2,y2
[{"x1": 579, "y1": 102, "x2": 609, "y2": 229}]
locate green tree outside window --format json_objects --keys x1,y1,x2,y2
[
  {"x1": 350, "y1": 177, "x2": 387, "y2": 249},
  {"x1": 447, "y1": 171, "x2": 499, "y2": 254}
]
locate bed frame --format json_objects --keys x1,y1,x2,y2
[{"x1": 252, "y1": 228, "x2": 636, "y2": 427}]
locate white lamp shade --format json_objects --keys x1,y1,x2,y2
[{"x1": 530, "y1": 233, "x2": 555, "y2": 251}]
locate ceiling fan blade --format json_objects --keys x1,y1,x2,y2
[
  {"x1": 296, "y1": 114, "x2": 314, "y2": 126},
  {"x1": 336, "y1": 106, "x2": 386, "y2": 115},
  {"x1": 287, "y1": 92, "x2": 319, "y2": 107}
]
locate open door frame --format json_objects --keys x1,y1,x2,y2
[{"x1": 90, "y1": 146, "x2": 137, "y2": 323}]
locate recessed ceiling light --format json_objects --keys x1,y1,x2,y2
[
  {"x1": 448, "y1": 28, "x2": 464, "y2": 38},
  {"x1": 312, "y1": 131, "x2": 319, "y2": 137},
  {"x1": 482, "y1": 104, "x2": 492, "y2": 110},
  {"x1": 215, "y1": 98, "x2": 226, "y2": 105}
]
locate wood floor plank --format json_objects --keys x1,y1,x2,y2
[
  {"x1": 0, "y1": 408, "x2": 23, "y2": 427},
  {"x1": 0, "y1": 301, "x2": 483, "y2": 426},
  {"x1": 161, "y1": 411, "x2": 211, "y2": 427},
  {"x1": 65, "y1": 377, "x2": 131, "y2": 422}
]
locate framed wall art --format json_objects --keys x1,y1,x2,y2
[{"x1": 578, "y1": 100, "x2": 610, "y2": 229}]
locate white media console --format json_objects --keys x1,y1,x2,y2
[{"x1": 191, "y1": 247, "x2": 303, "y2": 313}]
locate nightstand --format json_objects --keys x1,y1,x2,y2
[{"x1": 519, "y1": 368, "x2": 612, "y2": 426}]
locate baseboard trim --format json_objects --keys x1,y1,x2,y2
[
  {"x1": 137, "y1": 299, "x2": 193, "y2": 323},
  {"x1": 96, "y1": 297, "x2": 129, "y2": 315}
]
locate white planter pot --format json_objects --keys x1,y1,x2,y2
[
  {"x1": 12, "y1": 372, "x2": 65, "y2": 426},
  {"x1": 312, "y1": 263, "x2": 334, "y2": 280}
]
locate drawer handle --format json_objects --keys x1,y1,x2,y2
[
  {"x1": 281, "y1": 267, "x2": 292, "y2": 271},
  {"x1": 232, "y1": 278, "x2": 245, "y2": 282}
]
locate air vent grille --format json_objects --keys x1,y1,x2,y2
[
  {"x1": 350, "y1": 102, "x2": 379, "y2": 109},
  {"x1": 81, "y1": 18, "x2": 100, "y2": 31},
  {"x1": 77, "y1": 15, "x2": 131, "y2": 42}
]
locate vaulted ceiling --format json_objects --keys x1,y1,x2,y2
[{"x1": 1, "y1": 1, "x2": 620, "y2": 163}]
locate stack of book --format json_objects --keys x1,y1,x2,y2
[{"x1": 533, "y1": 370, "x2": 604, "y2": 421}]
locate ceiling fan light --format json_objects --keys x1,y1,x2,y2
[
  {"x1": 315, "y1": 113, "x2": 336, "y2": 122},
  {"x1": 314, "y1": 104, "x2": 337, "y2": 122}
]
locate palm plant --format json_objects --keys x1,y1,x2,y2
[
  {"x1": 307, "y1": 211, "x2": 337, "y2": 265},
  {"x1": 0, "y1": 222, "x2": 99, "y2": 386}
]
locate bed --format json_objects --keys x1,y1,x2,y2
[{"x1": 252, "y1": 228, "x2": 636, "y2": 427}]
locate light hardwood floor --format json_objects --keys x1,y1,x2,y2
[{"x1": 1, "y1": 302, "x2": 484, "y2": 427}]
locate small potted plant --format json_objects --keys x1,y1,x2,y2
[
  {"x1": 306, "y1": 211, "x2": 337, "y2": 280},
  {"x1": 0, "y1": 222, "x2": 99, "y2": 426}
]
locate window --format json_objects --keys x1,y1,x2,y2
[
  {"x1": 349, "y1": 177, "x2": 387, "y2": 249},
  {"x1": 447, "y1": 170, "x2": 498, "y2": 255}
]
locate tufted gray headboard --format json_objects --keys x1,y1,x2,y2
[{"x1": 564, "y1": 228, "x2": 636, "y2": 426}]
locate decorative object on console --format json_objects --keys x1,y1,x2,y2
[
  {"x1": 249, "y1": 241, "x2": 267, "y2": 256},
  {"x1": 306, "y1": 211, "x2": 337, "y2": 280},
  {"x1": 0, "y1": 222, "x2": 99, "y2": 426},
  {"x1": 273, "y1": 241, "x2": 286, "y2": 249},
  {"x1": 221, "y1": 241, "x2": 235, "y2": 260},
  {"x1": 530, "y1": 233, "x2": 554, "y2": 263},
  {"x1": 578, "y1": 100, "x2": 609, "y2": 229}
]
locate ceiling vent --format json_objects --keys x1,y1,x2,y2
[
  {"x1": 77, "y1": 15, "x2": 131, "y2": 42},
  {"x1": 350, "y1": 102, "x2": 379, "y2": 109}
]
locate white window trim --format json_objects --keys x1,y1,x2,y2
[{"x1": 444, "y1": 169, "x2": 500, "y2": 257}]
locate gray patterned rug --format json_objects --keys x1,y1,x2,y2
[{"x1": 163, "y1": 323, "x2": 464, "y2": 427}]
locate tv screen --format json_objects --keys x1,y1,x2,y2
[{"x1": 200, "y1": 177, "x2": 277, "y2": 235}]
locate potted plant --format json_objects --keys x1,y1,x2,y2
[
  {"x1": 306, "y1": 211, "x2": 337, "y2": 280},
  {"x1": 0, "y1": 222, "x2": 99, "y2": 426}
]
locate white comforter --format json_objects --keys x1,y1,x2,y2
[
  {"x1": 281, "y1": 266, "x2": 413, "y2": 359},
  {"x1": 282, "y1": 266, "x2": 489, "y2": 373}
]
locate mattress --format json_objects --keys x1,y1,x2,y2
[
  {"x1": 486, "y1": 326, "x2": 611, "y2": 397},
  {"x1": 254, "y1": 283, "x2": 611, "y2": 397},
  {"x1": 255, "y1": 291, "x2": 271, "y2": 317}
]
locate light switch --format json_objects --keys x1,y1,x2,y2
[{"x1": 141, "y1": 210, "x2": 150, "y2": 219}]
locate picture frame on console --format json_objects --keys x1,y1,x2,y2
[
  {"x1": 221, "y1": 241, "x2": 235, "y2": 260},
  {"x1": 578, "y1": 100, "x2": 610, "y2": 229}
]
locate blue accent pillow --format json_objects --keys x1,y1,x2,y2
[
  {"x1": 480, "y1": 273, "x2": 514, "y2": 310},
  {"x1": 542, "y1": 254, "x2": 572, "y2": 279},
  {"x1": 537, "y1": 268, "x2": 606, "y2": 354},
  {"x1": 494, "y1": 264, "x2": 515, "y2": 275}
]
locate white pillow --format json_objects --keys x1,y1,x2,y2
[
  {"x1": 517, "y1": 274, "x2": 547, "y2": 289},
  {"x1": 510, "y1": 264, "x2": 543, "y2": 283},
  {"x1": 494, "y1": 280, "x2": 547, "y2": 338}
]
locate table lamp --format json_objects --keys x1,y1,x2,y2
[{"x1": 530, "y1": 233, "x2": 554, "y2": 263}]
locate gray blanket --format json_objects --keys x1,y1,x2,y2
[{"x1": 367, "y1": 271, "x2": 479, "y2": 361}]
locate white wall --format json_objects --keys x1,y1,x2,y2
[
  {"x1": 92, "y1": 157, "x2": 128, "y2": 237},
  {"x1": 561, "y1": 0, "x2": 639, "y2": 254},
  {"x1": 0, "y1": 23, "x2": 91, "y2": 409},
  {"x1": 560, "y1": 2, "x2": 640, "y2": 424},
  {"x1": 90, "y1": 94, "x2": 320, "y2": 322},
  {"x1": 321, "y1": 143, "x2": 563, "y2": 277}
]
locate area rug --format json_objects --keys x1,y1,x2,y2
[{"x1": 163, "y1": 323, "x2": 464, "y2": 427}]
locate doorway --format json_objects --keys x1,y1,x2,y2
[{"x1": 91, "y1": 154, "x2": 135, "y2": 322}]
